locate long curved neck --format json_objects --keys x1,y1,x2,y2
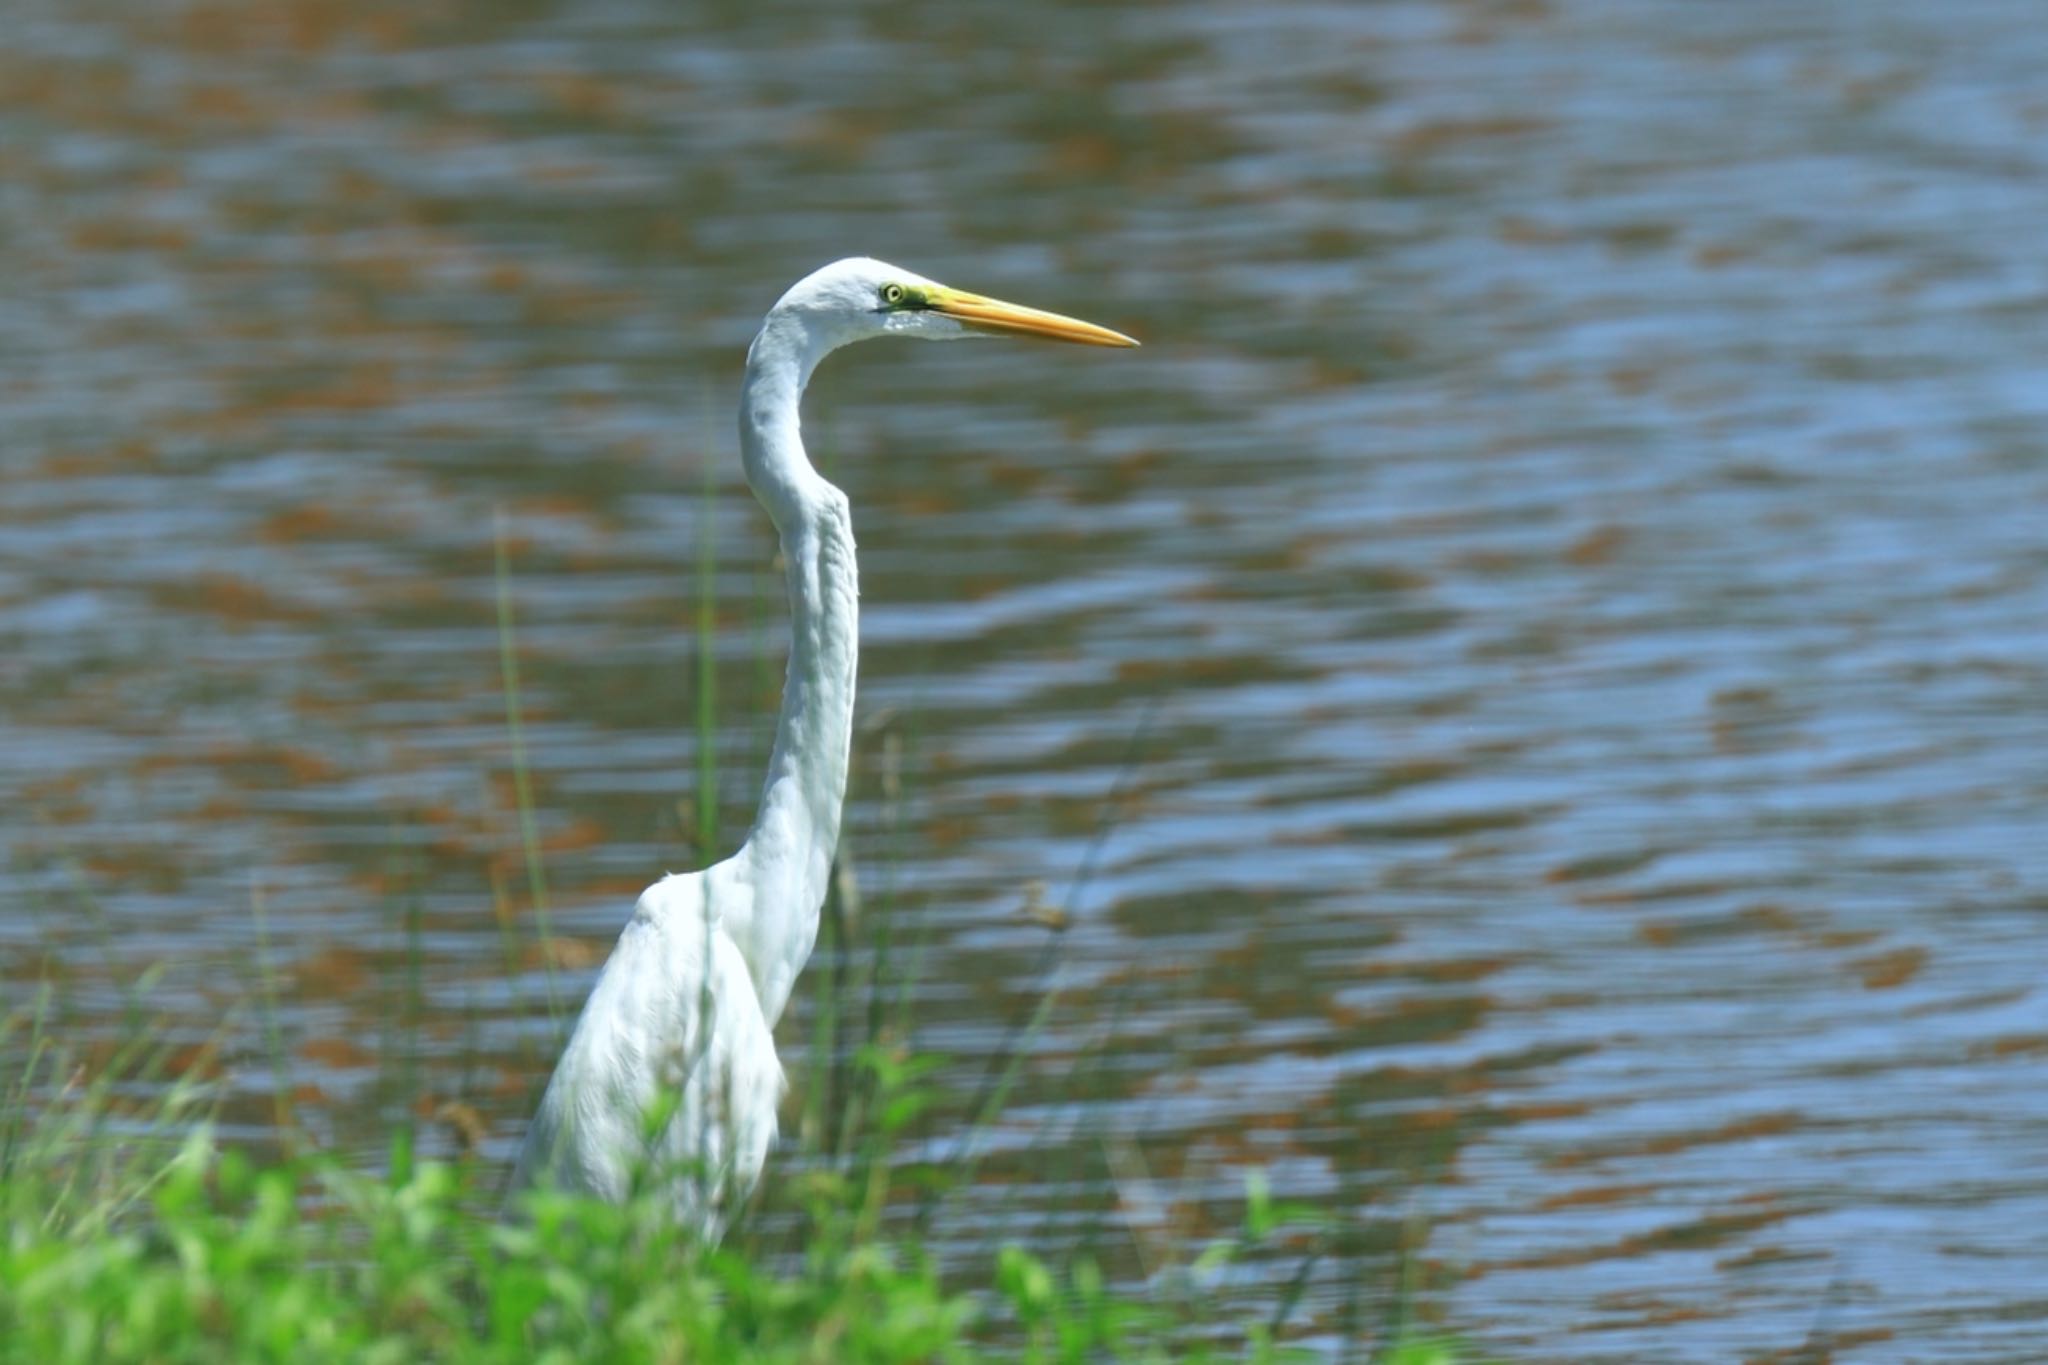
[{"x1": 730, "y1": 312, "x2": 858, "y2": 1025}]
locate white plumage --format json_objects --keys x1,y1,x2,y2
[
  {"x1": 509, "y1": 258, "x2": 1136, "y2": 1237},
  {"x1": 511, "y1": 872, "x2": 779, "y2": 1229}
]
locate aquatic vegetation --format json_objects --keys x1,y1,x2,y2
[{"x1": 0, "y1": 1006, "x2": 1482, "y2": 1364}]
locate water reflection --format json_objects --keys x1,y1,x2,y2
[{"x1": 6, "y1": 0, "x2": 2048, "y2": 1356}]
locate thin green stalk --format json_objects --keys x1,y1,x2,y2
[
  {"x1": 0, "y1": 984, "x2": 56, "y2": 1181},
  {"x1": 920, "y1": 692, "x2": 1163, "y2": 1238},
  {"x1": 860, "y1": 733, "x2": 898, "y2": 1072},
  {"x1": 81, "y1": 1028, "x2": 220, "y2": 1232},
  {"x1": 882, "y1": 717, "x2": 934, "y2": 1048},
  {"x1": 751, "y1": 554, "x2": 775, "y2": 747},
  {"x1": 1377, "y1": 1198, "x2": 1434, "y2": 1359},
  {"x1": 249, "y1": 880, "x2": 296, "y2": 1149},
  {"x1": 831, "y1": 858, "x2": 865, "y2": 1165},
  {"x1": 398, "y1": 860, "x2": 424, "y2": 1149},
  {"x1": 695, "y1": 450, "x2": 718, "y2": 861},
  {"x1": 806, "y1": 858, "x2": 847, "y2": 1157},
  {"x1": 687, "y1": 399, "x2": 725, "y2": 1217},
  {"x1": 494, "y1": 507, "x2": 560, "y2": 1025},
  {"x1": 485, "y1": 861, "x2": 542, "y2": 1075},
  {"x1": 1269, "y1": 1241, "x2": 1325, "y2": 1342},
  {"x1": 63, "y1": 863, "x2": 153, "y2": 1039}
]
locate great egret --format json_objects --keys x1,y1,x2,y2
[{"x1": 509, "y1": 257, "x2": 1137, "y2": 1236}]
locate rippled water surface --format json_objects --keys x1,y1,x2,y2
[{"x1": 7, "y1": 0, "x2": 2048, "y2": 1358}]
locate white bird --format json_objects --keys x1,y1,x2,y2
[{"x1": 509, "y1": 257, "x2": 1137, "y2": 1237}]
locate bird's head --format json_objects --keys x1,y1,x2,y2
[{"x1": 766, "y1": 257, "x2": 1139, "y2": 352}]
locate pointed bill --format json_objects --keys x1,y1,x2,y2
[{"x1": 926, "y1": 287, "x2": 1140, "y2": 347}]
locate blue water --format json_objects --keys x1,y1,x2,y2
[{"x1": 4, "y1": 1, "x2": 2047, "y2": 1357}]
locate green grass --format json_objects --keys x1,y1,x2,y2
[
  {"x1": 0, "y1": 996, "x2": 1489, "y2": 1363},
  {"x1": 0, "y1": 490, "x2": 1493, "y2": 1363}
]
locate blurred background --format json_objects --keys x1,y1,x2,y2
[{"x1": 6, "y1": 0, "x2": 2048, "y2": 1358}]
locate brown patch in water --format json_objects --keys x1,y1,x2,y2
[
  {"x1": 1739, "y1": 903, "x2": 1806, "y2": 936},
  {"x1": 293, "y1": 946, "x2": 372, "y2": 998},
  {"x1": 1693, "y1": 241, "x2": 1750, "y2": 269},
  {"x1": 1549, "y1": 1111, "x2": 1803, "y2": 1170},
  {"x1": 1564, "y1": 524, "x2": 1629, "y2": 565},
  {"x1": 531, "y1": 70, "x2": 625, "y2": 123},
  {"x1": 166, "y1": 0, "x2": 439, "y2": 57},
  {"x1": 1537, "y1": 1181, "x2": 1661, "y2": 1211},
  {"x1": 1588, "y1": 1293, "x2": 1715, "y2": 1328},
  {"x1": 1746, "y1": 1326, "x2": 1897, "y2": 1361},
  {"x1": 539, "y1": 818, "x2": 610, "y2": 856},
  {"x1": 1387, "y1": 117, "x2": 1551, "y2": 160},
  {"x1": 171, "y1": 574, "x2": 319, "y2": 627},
  {"x1": 300, "y1": 1035, "x2": 376, "y2": 1070},
  {"x1": 1483, "y1": 1200, "x2": 1797, "y2": 1273},
  {"x1": 1327, "y1": 993, "x2": 1489, "y2": 1049},
  {"x1": 891, "y1": 490, "x2": 963, "y2": 518},
  {"x1": 1497, "y1": 216, "x2": 1569, "y2": 246},
  {"x1": 257, "y1": 503, "x2": 341, "y2": 543},
  {"x1": 162, "y1": 1041, "x2": 227, "y2": 1082},
  {"x1": 1606, "y1": 366, "x2": 1657, "y2": 398},
  {"x1": 68, "y1": 217, "x2": 193, "y2": 255},
  {"x1": 197, "y1": 739, "x2": 339, "y2": 786},
  {"x1": 1635, "y1": 909, "x2": 1786, "y2": 948},
  {"x1": 1969, "y1": 1033, "x2": 2048, "y2": 1061},
  {"x1": 527, "y1": 936, "x2": 605, "y2": 971},
  {"x1": 1851, "y1": 945, "x2": 1926, "y2": 990},
  {"x1": 1357, "y1": 955, "x2": 1512, "y2": 985},
  {"x1": 1492, "y1": 1100, "x2": 1594, "y2": 1123},
  {"x1": 1716, "y1": 1241, "x2": 1830, "y2": 1271},
  {"x1": 983, "y1": 459, "x2": 1051, "y2": 497}
]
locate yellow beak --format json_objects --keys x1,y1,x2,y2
[{"x1": 926, "y1": 286, "x2": 1140, "y2": 348}]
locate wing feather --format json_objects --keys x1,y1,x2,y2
[{"x1": 510, "y1": 872, "x2": 783, "y2": 1237}]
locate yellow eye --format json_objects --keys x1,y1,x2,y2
[{"x1": 881, "y1": 283, "x2": 906, "y2": 306}]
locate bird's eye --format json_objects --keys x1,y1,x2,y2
[{"x1": 881, "y1": 283, "x2": 906, "y2": 306}]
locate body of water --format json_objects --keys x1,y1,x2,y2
[{"x1": 5, "y1": 1, "x2": 2047, "y2": 1358}]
